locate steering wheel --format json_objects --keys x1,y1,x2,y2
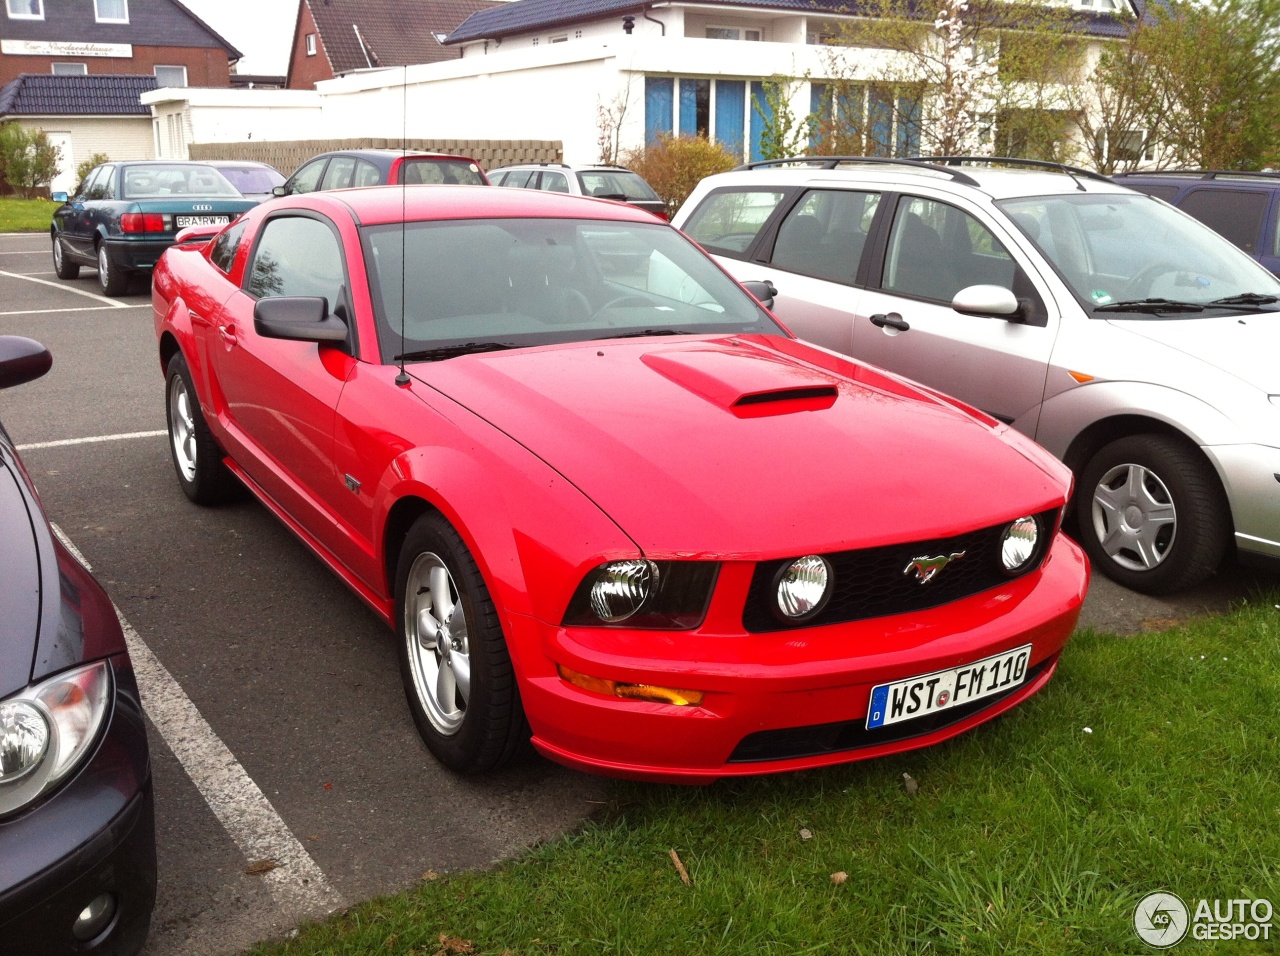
[
  {"x1": 593, "y1": 294, "x2": 652, "y2": 319},
  {"x1": 1121, "y1": 262, "x2": 1181, "y2": 299}
]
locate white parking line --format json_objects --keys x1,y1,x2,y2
[
  {"x1": 0, "y1": 305, "x2": 143, "y2": 318},
  {"x1": 51, "y1": 525, "x2": 345, "y2": 919},
  {"x1": 17, "y1": 429, "x2": 167, "y2": 451},
  {"x1": 0, "y1": 269, "x2": 128, "y2": 307}
]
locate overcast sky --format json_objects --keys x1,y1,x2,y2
[{"x1": 180, "y1": 0, "x2": 296, "y2": 76}]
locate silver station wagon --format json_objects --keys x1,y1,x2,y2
[{"x1": 675, "y1": 157, "x2": 1280, "y2": 595}]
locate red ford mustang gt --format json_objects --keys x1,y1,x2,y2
[{"x1": 152, "y1": 186, "x2": 1088, "y2": 783}]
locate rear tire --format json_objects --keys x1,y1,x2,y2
[
  {"x1": 52, "y1": 234, "x2": 79, "y2": 279},
  {"x1": 97, "y1": 242, "x2": 129, "y2": 296},
  {"x1": 165, "y1": 353, "x2": 234, "y2": 504},
  {"x1": 394, "y1": 513, "x2": 529, "y2": 773},
  {"x1": 1075, "y1": 434, "x2": 1229, "y2": 594}
]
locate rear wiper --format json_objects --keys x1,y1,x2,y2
[
  {"x1": 394, "y1": 342, "x2": 515, "y2": 362},
  {"x1": 601, "y1": 328, "x2": 691, "y2": 340},
  {"x1": 1208, "y1": 293, "x2": 1280, "y2": 306},
  {"x1": 1093, "y1": 298, "x2": 1204, "y2": 314}
]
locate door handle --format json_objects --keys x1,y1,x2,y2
[
  {"x1": 870, "y1": 313, "x2": 910, "y2": 332},
  {"x1": 217, "y1": 322, "x2": 238, "y2": 347}
]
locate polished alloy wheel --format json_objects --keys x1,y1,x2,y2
[
  {"x1": 1091, "y1": 461, "x2": 1177, "y2": 572},
  {"x1": 97, "y1": 245, "x2": 110, "y2": 289},
  {"x1": 168, "y1": 373, "x2": 198, "y2": 483},
  {"x1": 404, "y1": 552, "x2": 470, "y2": 736}
]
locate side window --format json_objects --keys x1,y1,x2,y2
[
  {"x1": 209, "y1": 220, "x2": 246, "y2": 275},
  {"x1": 319, "y1": 156, "x2": 355, "y2": 191},
  {"x1": 246, "y1": 216, "x2": 345, "y2": 311},
  {"x1": 353, "y1": 159, "x2": 381, "y2": 188},
  {"x1": 287, "y1": 159, "x2": 326, "y2": 195},
  {"x1": 100, "y1": 166, "x2": 118, "y2": 199},
  {"x1": 882, "y1": 197, "x2": 1017, "y2": 302},
  {"x1": 502, "y1": 169, "x2": 534, "y2": 188},
  {"x1": 681, "y1": 188, "x2": 789, "y2": 257},
  {"x1": 768, "y1": 189, "x2": 880, "y2": 284},
  {"x1": 1177, "y1": 188, "x2": 1268, "y2": 254},
  {"x1": 538, "y1": 172, "x2": 570, "y2": 193},
  {"x1": 79, "y1": 166, "x2": 105, "y2": 199}
]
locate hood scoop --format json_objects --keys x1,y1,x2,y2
[{"x1": 642, "y1": 342, "x2": 840, "y2": 418}]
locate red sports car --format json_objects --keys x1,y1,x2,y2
[{"x1": 152, "y1": 186, "x2": 1088, "y2": 784}]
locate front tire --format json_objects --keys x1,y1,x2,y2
[
  {"x1": 165, "y1": 353, "x2": 234, "y2": 504},
  {"x1": 394, "y1": 513, "x2": 528, "y2": 773},
  {"x1": 97, "y1": 242, "x2": 129, "y2": 296},
  {"x1": 52, "y1": 233, "x2": 79, "y2": 279},
  {"x1": 1075, "y1": 434, "x2": 1230, "y2": 594}
]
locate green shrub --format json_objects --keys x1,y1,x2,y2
[
  {"x1": 622, "y1": 134, "x2": 738, "y2": 219},
  {"x1": 0, "y1": 124, "x2": 61, "y2": 198},
  {"x1": 76, "y1": 152, "x2": 110, "y2": 187}
]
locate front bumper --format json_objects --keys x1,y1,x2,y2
[
  {"x1": 1205, "y1": 442, "x2": 1280, "y2": 560},
  {"x1": 101, "y1": 238, "x2": 171, "y2": 273},
  {"x1": 0, "y1": 656, "x2": 157, "y2": 956},
  {"x1": 516, "y1": 534, "x2": 1088, "y2": 784}
]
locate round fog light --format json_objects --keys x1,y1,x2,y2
[
  {"x1": 1002, "y1": 516, "x2": 1040, "y2": 572},
  {"x1": 72, "y1": 893, "x2": 117, "y2": 942},
  {"x1": 775, "y1": 555, "x2": 832, "y2": 621}
]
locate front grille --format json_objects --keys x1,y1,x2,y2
[
  {"x1": 742, "y1": 509, "x2": 1058, "y2": 633},
  {"x1": 727, "y1": 655, "x2": 1055, "y2": 763}
]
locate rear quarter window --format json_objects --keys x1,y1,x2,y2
[
  {"x1": 1176, "y1": 188, "x2": 1270, "y2": 254},
  {"x1": 681, "y1": 188, "x2": 789, "y2": 257}
]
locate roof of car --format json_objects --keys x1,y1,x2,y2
[
  {"x1": 299, "y1": 184, "x2": 666, "y2": 226},
  {"x1": 313, "y1": 149, "x2": 475, "y2": 161},
  {"x1": 703, "y1": 160, "x2": 1135, "y2": 202}
]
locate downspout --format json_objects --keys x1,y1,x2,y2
[{"x1": 642, "y1": 4, "x2": 665, "y2": 35}]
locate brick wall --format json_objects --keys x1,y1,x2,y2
[{"x1": 189, "y1": 138, "x2": 563, "y2": 175}]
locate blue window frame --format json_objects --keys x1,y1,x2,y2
[
  {"x1": 715, "y1": 80, "x2": 745, "y2": 160},
  {"x1": 645, "y1": 77, "x2": 674, "y2": 143}
]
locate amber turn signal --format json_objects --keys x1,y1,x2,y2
[{"x1": 557, "y1": 664, "x2": 704, "y2": 706}]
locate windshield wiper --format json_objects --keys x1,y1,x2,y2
[
  {"x1": 1208, "y1": 293, "x2": 1280, "y2": 306},
  {"x1": 601, "y1": 328, "x2": 692, "y2": 340},
  {"x1": 1093, "y1": 298, "x2": 1204, "y2": 314},
  {"x1": 394, "y1": 342, "x2": 515, "y2": 362}
]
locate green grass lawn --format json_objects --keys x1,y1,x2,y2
[
  {"x1": 248, "y1": 595, "x2": 1280, "y2": 956},
  {"x1": 0, "y1": 196, "x2": 57, "y2": 232}
]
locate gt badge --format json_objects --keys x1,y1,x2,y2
[{"x1": 903, "y1": 551, "x2": 966, "y2": 584}]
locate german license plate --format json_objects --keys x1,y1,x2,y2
[
  {"x1": 866, "y1": 644, "x2": 1032, "y2": 729},
  {"x1": 175, "y1": 215, "x2": 229, "y2": 227}
]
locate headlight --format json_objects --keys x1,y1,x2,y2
[
  {"x1": 1001, "y1": 516, "x2": 1040, "y2": 572},
  {"x1": 774, "y1": 555, "x2": 832, "y2": 621},
  {"x1": 0, "y1": 660, "x2": 111, "y2": 817},
  {"x1": 564, "y1": 561, "x2": 718, "y2": 629}
]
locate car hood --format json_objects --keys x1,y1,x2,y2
[
  {"x1": 1108, "y1": 312, "x2": 1280, "y2": 392},
  {"x1": 0, "y1": 456, "x2": 42, "y2": 697},
  {"x1": 415, "y1": 335, "x2": 1068, "y2": 558}
]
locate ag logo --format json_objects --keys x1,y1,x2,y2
[
  {"x1": 903, "y1": 551, "x2": 965, "y2": 584},
  {"x1": 192, "y1": 203, "x2": 213, "y2": 211},
  {"x1": 1135, "y1": 891, "x2": 1189, "y2": 948}
]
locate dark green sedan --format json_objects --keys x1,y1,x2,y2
[{"x1": 51, "y1": 161, "x2": 258, "y2": 296}]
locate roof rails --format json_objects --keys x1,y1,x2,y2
[
  {"x1": 919, "y1": 155, "x2": 1112, "y2": 185},
  {"x1": 734, "y1": 156, "x2": 982, "y2": 187},
  {"x1": 1112, "y1": 169, "x2": 1280, "y2": 181}
]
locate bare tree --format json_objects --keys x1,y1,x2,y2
[{"x1": 596, "y1": 82, "x2": 632, "y2": 166}]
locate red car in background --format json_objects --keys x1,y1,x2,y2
[
  {"x1": 152, "y1": 186, "x2": 1087, "y2": 783},
  {"x1": 272, "y1": 149, "x2": 489, "y2": 196}
]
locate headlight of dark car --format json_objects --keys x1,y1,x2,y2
[
  {"x1": 563, "y1": 560, "x2": 718, "y2": 629},
  {"x1": 0, "y1": 660, "x2": 111, "y2": 816}
]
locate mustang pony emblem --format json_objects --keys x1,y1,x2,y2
[{"x1": 903, "y1": 551, "x2": 966, "y2": 584}]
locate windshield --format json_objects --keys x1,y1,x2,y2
[
  {"x1": 215, "y1": 166, "x2": 285, "y2": 195},
  {"x1": 121, "y1": 164, "x2": 241, "y2": 200},
  {"x1": 401, "y1": 159, "x2": 487, "y2": 186},
  {"x1": 997, "y1": 192, "x2": 1280, "y2": 313},
  {"x1": 362, "y1": 218, "x2": 782, "y2": 362},
  {"x1": 577, "y1": 170, "x2": 660, "y2": 201}
]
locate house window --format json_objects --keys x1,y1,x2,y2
[
  {"x1": 94, "y1": 0, "x2": 127, "y2": 22},
  {"x1": 306, "y1": 33, "x2": 316, "y2": 56},
  {"x1": 810, "y1": 82, "x2": 921, "y2": 157},
  {"x1": 154, "y1": 65, "x2": 188, "y2": 88},
  {"x1": 706, "y1": 27, "x2": 762, "y2": 41},
  {"x1": 1110, "y1": 129, "x2": 1153, "y2": 163},
  {"x1": 549, "y1": 33, "x2": 568, "y2": 43},
  {"x1": 6, "y1": 0, "x2": 42, "y2": 19},
  {"x1": 52, "y1": 62, "x2": 88, "y2": 75},
  {"x1": 645, "y1": 76, "x2": 753, "y2": 160}
]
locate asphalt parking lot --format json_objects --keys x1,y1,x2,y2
[{"x1": 0, "y1": 230, "x2": 1271, "y2": 956}]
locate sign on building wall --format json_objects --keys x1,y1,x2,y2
[{"x1": 1, "y1": 40, "x2": 133, "y2": 57}]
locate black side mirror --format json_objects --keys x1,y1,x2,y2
[
  {"x1": 740, "y1": 279, "x2": 777, "y2": 311},
  {"x1": 272, "y1": 185, "x2": 288, "y2": 198},
  {"x1": 253, "y1": 297, "x2": 348, "y2": 343},
  {"x1": 0, "y1": 336, "x2": 52, "y2": 389}
]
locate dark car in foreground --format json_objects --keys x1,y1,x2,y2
[
  {"x1": 51, "y1": 161, "x2": 258, "y2": 296},
  {"x1": 0, "y1": 336, "x2": 156, "y2": 954},
  {"x1": 153, "y1": 185, "x2": 1086, "y2": 783},
  {"x1": 1111, "y1": 170, "x2": 1280, "y2": 275},
  {"x1": 273, "y1": 149, "x2": 489, "y2": 197}
]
